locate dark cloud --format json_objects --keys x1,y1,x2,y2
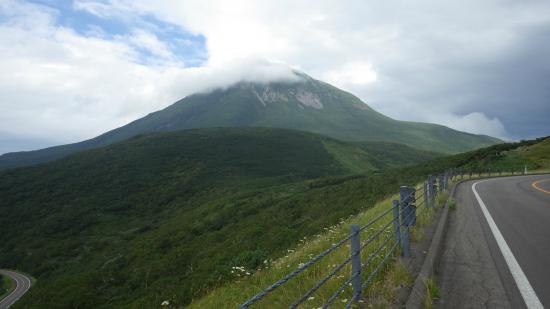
[{"x1": 348, "y1": 5, "x2": 550, "y2": 140}]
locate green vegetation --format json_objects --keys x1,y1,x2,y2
[
  {"x1": 190, "y1": 136, "x2": 550, "y2": 308},
  {"x1": 188, "y1": 196, "x2": 410, "y2": 308},
  {"x1": 444, "y1": 136, "x2": 550, "y2": 172},
  {"x1": 365, "y1": 261, "x2": 413, "y2": 307},
  {"x1": 0, "y1": 127, "x2": 546, "y2": 308},
  {"x1": 0, "y1": 128, "x2": 447, "y2": 308},
  {"x1": 448, "y1": 198, "x2": 457, "y2": 211},
  {"x1": 424, "y1": 277, "x2": 440, "y2": 309},
  {"x1": 0, "y1": 73, "x2": 499, "y2": 170},
  {"x1": 190, "y1": 178, "x2": 451, "y2": 308},
  {"x1": 0, "y1": 274, "x2": 15, "y2": 300}
]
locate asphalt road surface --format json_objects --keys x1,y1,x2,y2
[
  {"x1": 438, "y1": 174, "x2": 550, "y2": 309},
  {"x1": 0, "y1": 270, "x2": 32, "y2": 309}
]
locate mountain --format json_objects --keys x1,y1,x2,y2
[
  {"x1": 0, "y1": 73, "x2": 500, "y2": 170},
  {"x1": 1, "y1": 127, "x2": 441, "y2": 308}
]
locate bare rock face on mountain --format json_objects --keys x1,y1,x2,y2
[{"x1": 0, "y1": 71, "x2": 500, "y2": 170}]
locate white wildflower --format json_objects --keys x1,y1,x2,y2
[{"x1": 161, "y1": 300, "x2": 170, "y2": 306}]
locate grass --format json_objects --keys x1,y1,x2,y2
[
  {"x1": 189, "y1": 183, "x2": 451, "y2": 308},
  {"x1": 363, "y1": 261, "x2": 413, "y2": 308},
  {"x1": 410, "y1": 182, "x2": 445, "y2": 242},
  {"x1": 448, "y1": 198, "x2": 457, "y2": 211},
  {"x1": 0, "y1": 274, "x2": 15, "y2": 301},
  {"x1": 188, "y1": 195, "x2": 404, "y2": 308},
  {"x1": 423, "y1": 277, "x2": 440, "y2": 309}
]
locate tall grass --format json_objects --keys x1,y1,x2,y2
[{"x1": 188, "y1": 196, "x2": 401, "y2": 308}]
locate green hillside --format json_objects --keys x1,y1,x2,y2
[
  {"x1": 1, "y1": 126, "x2": 546, "y2": 308},
  {"x1": 187, "y1": 136, "x2": 550, "y2": 308},
  {"x1": 0, "y1": 72, "x2": 499, "y2": 170},
  {"x1": 0, "y1": 127, "x2": 441, "y2": 308},
  {"x1": 440, "y1": 136, "x2": 550, "y2": 172}
]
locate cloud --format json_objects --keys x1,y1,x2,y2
[
  {"x1": 322, "y1": 62, "x2": 378, "y2": 87},
  {"x1": 72, "y1": 0, "x2": 132, "y2": 19},
  {"x1": 431, "y1": 112, "x2": 508, "y2": 140},
  {"x1": 102, "y1": 0, "x2": 550, "y2": 140},
  {"x1": 125, "y1": 29, "x2": 176, "y2": 61},
  {"x1": 2, "y1": 0, "x2": 550, "y2": 154},
  {"x1": 0, "y1": 0, "x2": 299, "y2": 154}
]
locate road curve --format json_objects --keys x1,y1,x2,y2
[
  {"x1": 438, "y1": 174, "x2": 550, "y2": 309},
  {"x1": 0, "y1": 270, "x2": 32, "y2": 309}
]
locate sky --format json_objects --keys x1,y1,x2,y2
[{"x1": 1, "y1": 0, "x2": 549, "y2": 154}]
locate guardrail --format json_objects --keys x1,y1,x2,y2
[
  {"x1": 238, "y1": 171, "x2": 455, "y2": 308},
  {"x1": 453, "y1": 166, "x2": 529, "y2": 179}
]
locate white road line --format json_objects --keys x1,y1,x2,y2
[{"x1": 472, "y1": 180, "x2": 544, "y2": 309}]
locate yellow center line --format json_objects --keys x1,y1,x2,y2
[{"x1": 532, "y1": 179, "x2": 550, "y2": 195}]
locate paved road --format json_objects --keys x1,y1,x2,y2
[
  {"x1": 438, "y1": 174, "x2": 550, "y2": 309},
  {"x1": 0, "y1": 270, "x2": 32, "y2": 309}
]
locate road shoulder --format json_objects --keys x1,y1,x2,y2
[{"x1": 435, "y1": 180, "x2": 521, "y2": 309}]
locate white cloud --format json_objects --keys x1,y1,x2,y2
[
  {"x1": 125, "y1": 30, "x2": 175, "y2": 60},
  {"x1": 0, "y1": 0, "x2": 300, "y2": 153},
  {"x1": 322, "y1": 62, "x2": 378, "y2": 88},
  {"x1": 72, "y1": 0, "x2": 132, "y2": 19},
  {"x1": 430, "y1": 112, "x2": 508, "y2": 140}
]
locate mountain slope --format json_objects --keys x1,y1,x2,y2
[
  {"x1": 0, "y1": 127, "x2": 441, "y2": 308},
  {"x1": 0, "y1": 128, "x2": 543, "y2": 308},
  {"x1": 0, "y1": 73, "x2": 500, "y2": 170}
]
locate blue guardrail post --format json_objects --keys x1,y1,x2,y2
[
  {"x1": 392, "y1": 200, "x2": 401, "y2": 246},
  {"x1": 401, "y1": 186, "x2": 416, "y2": 226},
  {"x1": 399, "y1": 187, "x2": 412, "y2": 257},
  {"x1": 424, "y1": 179, "x2": 430, "y2": 208},
  {"x1": 350, "y1": 224, "x2": 362, "y2": 302},
  {"x1": 428, "y1": 175, "x2": 435, "y2": 208}
]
